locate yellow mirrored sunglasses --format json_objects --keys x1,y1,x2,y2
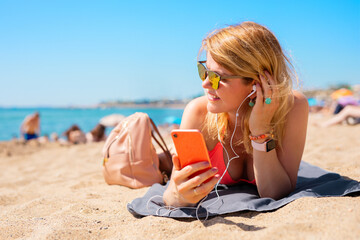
[{"x1": 197, "y1": 61, "x2": 243, "y2": 90}]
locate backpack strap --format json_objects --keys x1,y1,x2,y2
[
  {"x1": 149, "y1": 118, "x2": 173, "y2": 176},
  {"x1": 149, "y1": 119, "x2": 170, "y2": 155}
]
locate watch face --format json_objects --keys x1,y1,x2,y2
[{"x1": 266, "y1": 139, "x2": 276, "y2": 152}]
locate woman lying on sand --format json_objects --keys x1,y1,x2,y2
[
  {"x1": 163, "y1": 22, "x2": 309, "y2": 207},
  {"x1": 317, "y1": 105, "x2": 360, "y2": 127}
]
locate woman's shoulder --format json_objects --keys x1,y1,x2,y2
[
  {"x1": 185, "y1": 96, "x2": 208, "y2": 113},
  {"x1": 287, "y1": 90, "x2": 309, "y2": 120},
  {"x1": 292, "y1": 90, "x2": 309, "y2": 110},
  {"x1": 181, "y1": 96, "x2": 208, "y2": 129}
]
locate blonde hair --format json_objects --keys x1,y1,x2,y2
[{"x1": 200, "y1": 22, "x2": 297, "y2": 153}]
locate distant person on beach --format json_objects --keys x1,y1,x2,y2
[
  {"x1": 86, "y1": 124, "x2": 106, "y2": 142},
  {"x1": 63, "y1": 124, "x2": 86, "y2": 144},
  {"x1": 317, "y1": 105, "x2": 360, "y2": 127},
  {"x1": 50, "y1": 132, "x2": 59, "y2": 142},
  {"x1": 38, "y1": 134, "x2": 50, "y2": 144},
  {"x1": 20, "y1": 112, "x2": 40, "y2": 141},
  {"x1": 163, "y1": 22, "x2": 309, "y2": 207},
  {"x1": 334, "y1": 95, "x2": 358, "y2": 114}
]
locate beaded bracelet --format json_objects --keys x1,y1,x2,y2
[{"x1": 249, "y1": 133, "x2": 272, "y2": 141}]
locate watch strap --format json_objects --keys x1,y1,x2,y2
[{"x1": 251, "y1": 139, "x2": 276, "y2": 152}]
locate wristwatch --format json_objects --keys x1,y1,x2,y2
[{"x1": 251, "y1": 139, "x2": 276, "y2": 152}]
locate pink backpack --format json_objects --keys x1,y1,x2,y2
[{"x1": 102, "y1": 112, "x2": 173, "y2": 189}]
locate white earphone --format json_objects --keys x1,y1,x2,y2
[
  {"x1": 235, "y1": 85, "x2": 256, "y2": 117},
  {"x1": 248, "y1": 84, "x2": 257, "y2": 97}
]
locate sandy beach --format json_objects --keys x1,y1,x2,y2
[{"x1": 0, "y1": 114, "x2": 359, "y2": 240}]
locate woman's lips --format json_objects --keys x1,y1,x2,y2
[{"x1": 207, "y1": 92, "x2": 220, "y2": 101}]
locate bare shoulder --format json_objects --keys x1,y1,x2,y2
[
  {"x1": 285, "y1": 90, "x2": 309, "y2": 129},
  {"x1": 180, "y1": 96, "x2": 208, "y2": 129},
  {"x1": 291, "y1": 90, "x2": 309, "y2": 113}
]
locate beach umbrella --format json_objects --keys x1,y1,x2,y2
[
  {"x1": 100, "y1": 114, "x2": 125, "y2": 127},
  {"x1": 331, "y1": 88, "x2": 353, "y2": 100}
]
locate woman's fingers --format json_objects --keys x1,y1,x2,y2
[
  {"x1": 172, "y1": 155, "x2": 181, "y2": 171},
  {"x1": 166, "y1": 158, "x2": 218, "y2": 207},
  {"x1": 260, "y1": 72, "x2": 273, "y2": 100},
  {"x1": 255, "y1": 82, "x2": 263, "y2": 104},
  {"x1": 171, "y1": 160, "x2": 211, "y2": 184},
  {"x1": 181, "y1": 161, "x2": 212, "y2": 177},
  {"x1": 192, "y1": 174, "x2": 220, "y2": 197},
  {"x1": 264, "y1": 71, "x2": 279, "y2": 108},
  {"x1": 182, "y1": 167, "x2": 218, "y2": 190},
  {"x1": 250, "y1": 71, "x2": 278, "y2": 135},
  {"x1": 173, "y1": 164, "x2": 219, "y2": 204},
  {"x1": 178, "y1": 173, "x2": 220, "y2": 204},
  {"x1": 264, "y1": 71, "x2": 276, "y2": 95}
]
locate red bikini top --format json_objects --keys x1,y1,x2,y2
[{"x1": 208, "y1": 142, "x2": 256, "y2": 185}]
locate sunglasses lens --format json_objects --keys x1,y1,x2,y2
[
  {"x1": 197, "y1": 62, "x2": 220, "y2": 89},
  {"x1": 197, "y1": 63, "x2": 206, "y2": 81},
  {"x1": 208, "y1": 71, "x2": 220, "y2": 89}
]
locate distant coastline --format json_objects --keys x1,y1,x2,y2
[
  {"x1": 96, "y1": 98, "x2": 191, "y2": 109},
  {"x1": 0, "y1": 99, "x2": 190, "y2": 110},
  {"x1": 97, "y1": 103, "x2": 187, "y2": 109}
]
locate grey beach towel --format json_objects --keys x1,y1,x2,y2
[{"x1": 127, "y1": 161, "x2": 360, "y2": 219}]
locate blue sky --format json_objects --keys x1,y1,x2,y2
[{"x1": 0, "y1": 0, "x2": 359, "y2": 107}]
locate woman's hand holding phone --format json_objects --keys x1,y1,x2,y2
[
  {"x1": 162, "y1": 130, "x2": 220, "y2": 207},
  {"x1": 163, "y1": 155, "x2": 219, "y2": 207}
]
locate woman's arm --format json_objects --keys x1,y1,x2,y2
[
  {"x1": 276, "y1": 92, "x2": 309, "y2": 189},
  {"x1": 253, "y1": 90, "x2": 309, "y2": 199}
]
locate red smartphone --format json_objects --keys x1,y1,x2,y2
[{"x1": 171, "y1": 129, "x2": 212, "y2": 173}]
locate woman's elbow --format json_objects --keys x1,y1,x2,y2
[{"x1": 258, "y1": 181, "x2": 294, "y2": 200}]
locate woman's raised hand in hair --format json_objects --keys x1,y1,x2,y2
[
  {"x1": 249, "y1": 71, "x2": 279, "y2": 136},
  {"x1": 163, "y1": 155, "x2": 219, "y2": 207}
]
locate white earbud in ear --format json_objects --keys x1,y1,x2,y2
[{"x1": 247, "y1": 85, "x2": 257, "y2": 98}]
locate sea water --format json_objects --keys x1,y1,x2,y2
[{"x1": 0, "y1": 107, "x2": 184, "y2": 141}]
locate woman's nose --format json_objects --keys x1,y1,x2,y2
[{"x1": 201, "y1": 76, "x2": 212, "y2": 89}]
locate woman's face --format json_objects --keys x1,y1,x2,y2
[{"x1": 202, "y1": 53, "x2": 254, "y2": 117}]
